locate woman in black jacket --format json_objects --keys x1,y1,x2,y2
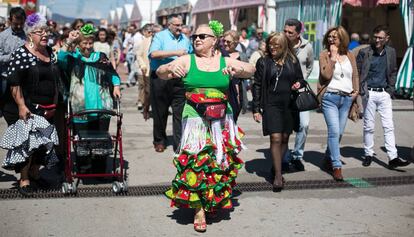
[{"x1": 252, "y1": 32, "x2": 304, "y2": 192}]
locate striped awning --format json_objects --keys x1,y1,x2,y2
[
  {"x1": 343, "y1": 0, "x2": 399, "y2": 7},
  {"x1": 396, "y1": 0, "x2": 414, "y2": 93}
]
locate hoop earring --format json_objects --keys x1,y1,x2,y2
[{"x1": 28, "y1": 37, "x2": 34, "y2": 48}]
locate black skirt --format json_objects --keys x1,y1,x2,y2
[{"x1": 262, "y1": 104, "x2": 295, "y2": 136}]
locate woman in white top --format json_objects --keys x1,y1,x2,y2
[
  {"x1": 93, "y1": 28, "x2": 110, "y2": 56},
  {"x1": 318, "y1": 26, "x2": 359, "y2": 181}
]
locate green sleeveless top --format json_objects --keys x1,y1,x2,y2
[{"x1": 183, "y1": 54, "x2": 230, "y2": 92}]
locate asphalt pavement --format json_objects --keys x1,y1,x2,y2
[{"x1": 0, "y1": 66, "x2": 413, "y2": 237}]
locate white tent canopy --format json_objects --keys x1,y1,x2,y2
[
  {"x1": 120, "y1": 4, "x2": 133, "y2": 26},
  {"x1": 108, "y1": 10, "x2": 116, "y2": 24},
  {"x1": 114, "y1": 7, "x2": 123, "y2": 26},
  {"x1": 130, "y1": 0, "x2": 143, "y2": 26},
  {"x1": 137, "y1": 0, "x2": 161, "y2": 25}
]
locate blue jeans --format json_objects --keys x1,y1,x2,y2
[
  {"x1": 322, "y1": 92, "x2": 353, "y2": 168},
  {"x1": 125, "y1": 52, "x2": 135, "y2": 73},
  {"x1": 292, "y1": 111, "x2": 310, "y2": 160},
  {"x1": 283, "y1": 111, "x2": 310, "y2": 162}
]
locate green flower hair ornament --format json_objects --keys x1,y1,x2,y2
[
  {"x1": 80, "y1": 23, "x2": 97, "y2": 36},
  {"x1": 209, "y1": 20, "x2": 224, "y2": 37}
]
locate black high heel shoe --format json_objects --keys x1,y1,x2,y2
[
  {"x1": 18, "y1": 184, "x2": 34, "y2": 196},
  {"x1": 272, "y1": 176, "x2": 284, "y2": 192}
]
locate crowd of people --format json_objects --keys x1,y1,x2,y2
[{"x1": 0, "y1": 7, "x2": 411, "y2": 233}]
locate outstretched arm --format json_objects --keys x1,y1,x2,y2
[
  {"x1": 156, "y1": 55, "x2": 190, "y2": 80},
  {"x1": 223, "y1": 57, "x2": 256, "y2": 78}
]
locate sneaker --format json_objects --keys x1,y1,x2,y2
[
  {"x1": 388, "y1": 157, "x2": 410, "y2": 169},
  {"x1": 362, "y1": 156, "x2": 374, "y2": 167},
  {"x1": 291, "y1": 159, "x2": 305, "y2": 171}
]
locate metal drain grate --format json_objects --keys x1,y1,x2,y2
[{"x1": 1, "y1": 175, "x2": 413, "y2": 200}]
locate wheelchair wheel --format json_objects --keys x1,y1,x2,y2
[
  {"x1": 71, "y1": 181, "x2": 77, "y2": 194},
  {"x1": 122, "y1": 180, "x2": 128, "y2": 192},
  {"x1": 62, "y1": 182, "x2": 70, "y2": 194},
  {"x1": 112, "y1": 181, "x2": 122, "y2": 193}
]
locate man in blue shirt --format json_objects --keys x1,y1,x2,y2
[
  {"x1": 148, "y1": 14, "x2": 192, "y2": 152},
  {"x1": 357, "y1": 25, "x2": 410, "y2": 169},
  {"x1": 0, "y1": 7, "x2": 26, "y2": 117}
]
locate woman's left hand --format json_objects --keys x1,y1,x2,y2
[
  {"x1": 291, "y1": 82, "x2": 301, "y2": 90},
  {"x1": 113, "y1": 86, "x2": 121, "y2": 98}
]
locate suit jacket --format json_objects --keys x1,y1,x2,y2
[
  {"x1": 356, "y1": 45, "x2": 397, "y2": 97},
  {"x1": 317, "y1": 50, "x2": 359, "y2": 103}
]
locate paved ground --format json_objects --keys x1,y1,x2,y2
[{"x1": 0, "y1": 65, "x2": 413, "y2": 236}]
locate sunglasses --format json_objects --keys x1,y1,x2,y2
[
  {"x1": 191, "y1": 34, "x2": 214, "y2": 41},
  {"x1": 223, "y1": 39, "x2": 234, "y2": 45}
]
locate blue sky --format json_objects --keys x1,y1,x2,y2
[{"x1": 39, "y1": 0, "x2": 135, "y2": 19}]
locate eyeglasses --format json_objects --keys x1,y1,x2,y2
[
  {"x1": 327, "y1": 35, "x2": 338, "y2": 40},
  {"x1": 32, "y1": 29, "x2": 47, "y2": 36},
  {"x1": 269, "y1": 44, "x2": 281, "y2": 49},
  {"x1": 170, "y1": 23, "x2": 183, "y2": 27},
  {"x1": 191, "y1": 34, "x2": 214, "y2": 41}
]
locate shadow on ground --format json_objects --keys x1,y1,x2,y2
[
  {"x1": 381, "y1": 145, "x2": 413, "y2": 162},
  {"x1": 244, "y1": 148, "x2": 273, "y2": 183},
  {"x1": 0, "y1": 171, "x2": 17, "y2": 182},
  {"x1": 245, "y1": 148, "x2": 319, "y2": 183},
  {"x1": 167, "y1": 200, "x2": 239, "y2": 225}
]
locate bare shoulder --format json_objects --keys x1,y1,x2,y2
[{"x1": 177, "y1": 54, "x2": 191, "y2": 67}]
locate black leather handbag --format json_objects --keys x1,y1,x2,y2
[{"x1": 294, "y1": 81, "x2": 319, "y2": 111}]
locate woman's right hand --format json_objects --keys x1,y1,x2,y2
[
  {"x1": 18, "y1": 105, "x2": 31, "y2": 122},
  {"x1": 113, "y1": 86, "x2": 121, "y2": 98},
  {"x1": 253, "y1": 112, "x2": 262, "y2": 123},
  {"x1": 67, "y1": 30, "x2": 80, "y2": 43},
  {"x1": 329, "y1": 45, "x2": 338, "y2": 59}
]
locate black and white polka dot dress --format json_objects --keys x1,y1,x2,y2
[
  {"x1": 2, "y1": 45, "x2": 57, "y2": 125},
  {"x1": 0, "y1": 114, "x2": 59, "y2": 170}
]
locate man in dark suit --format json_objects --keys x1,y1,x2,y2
[{"x1": 357, "y1": 25, "x2": 410, "y2": 169}]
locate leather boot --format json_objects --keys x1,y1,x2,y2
[{"x1": 333, "y1": 168, "x2": 343, "y2": 181}]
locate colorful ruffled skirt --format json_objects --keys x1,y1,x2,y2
[{"x1": 165, "y1": 89, "x2": 245, "y2": 211}]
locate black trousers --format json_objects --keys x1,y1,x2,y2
[{"x1": 150, "y1": 72, "x2": 185, "y2": 151}]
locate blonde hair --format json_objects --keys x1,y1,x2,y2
[
  {"x1": 223, "y1": 30, "x2": 239, "y2": 44},
  {"x1": 266, "y1": 32, "x2": 296, "y2": 63}
]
